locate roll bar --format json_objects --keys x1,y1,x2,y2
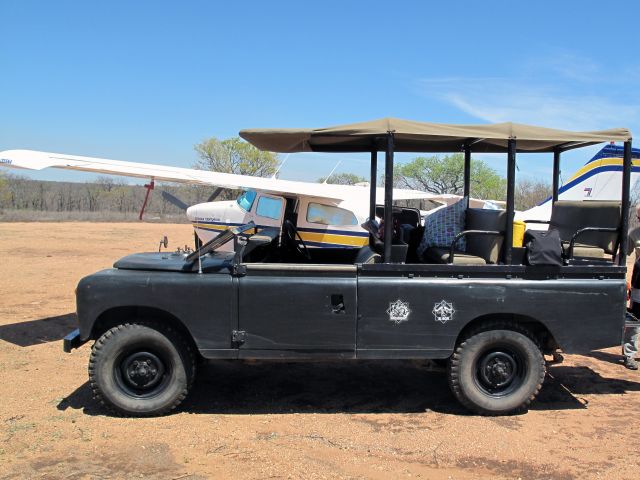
[{"x1": 376, "y1": 137, "x2": 633, "y2": 265}]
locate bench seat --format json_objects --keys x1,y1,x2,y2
[
  {"x1": 561, "y1": 241, "x2": 606, "y2": 259},
  {"x1": 424, "y1": 247, "x2": 487, "y2": 265},
  {"x1": 430, "y1": 208, "x2": 506, "y2": 265}
]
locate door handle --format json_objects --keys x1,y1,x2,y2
[{"x1": 331, "y1": 294, "x2": 345, "y2": 314}]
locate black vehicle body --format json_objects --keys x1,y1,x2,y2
[
  {"x1": 67, "y1": 118, "x2": 635, "y2": 416},
  {"x1": 74, "y1": 250, "x2": 626, "y2": 359}
]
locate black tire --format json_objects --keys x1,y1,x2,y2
[
  {"x1": 89, "y1": 322, "x2": 196, "y2": 416},
  {"x1": 448, "y1": 324, "x2": 545, "y2": 415}
]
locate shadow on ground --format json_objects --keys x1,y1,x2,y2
[
  {"x1": 56, "y1": 360, "x2": 640, "y2": 417},
  {"x1": 0, "y1": 313, "x2": 76, "y2": 347},
  {"x1": 587, "y1": 350, "x2": 627, "y2": 366}
]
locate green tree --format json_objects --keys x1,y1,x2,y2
[
  {"x1": 395, "y1": 153, "x2": 507, "y2": 200},
  {"x1": 317, "y1": 172, "x2": 367, "y2": 185},
  {"x1": 194, "y1": 137, "x2": 279, "y2": 177}
]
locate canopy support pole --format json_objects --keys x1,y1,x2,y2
[
  {"x1": 503, "y1": 139, "x2": 516, "y2": 264},
  {"x1": 463, "y1": 144, "x2": 471, "y2": 198},
  {"x1": 383, "y1": 133, "x2": 395, "y2": 263},
  {"x1": 619, "y1": 140, "x2": 632, "y2": 266},
  {"x1": 369, "y1": 149, "x2": 377, "y2": 221},
  {"x1": 552, "y1": 149, "x2": 561, "y2": 203}
]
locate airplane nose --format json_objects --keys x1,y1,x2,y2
[
  {"x1": 186, "y1": 204, "x2": 200, "y2": 221},
  {"x1": 186, "y1": 202, "x2": 214, "y2": 221}
]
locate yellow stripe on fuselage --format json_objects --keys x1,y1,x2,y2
[
  {"x1": 567, "y1": 157, "x2": 640, "y2": 182},
  {"x1": 193, "y1": 222, "x2": 227, "y2": 232},
  {"x1": 193, "y1": 223, "x2": 258, "y2": 235},
  {"x1": 297, "y1": 231, "x2": 368, "y2": 247},
  {"x1": 193, "y1": 222, "x2": 367, "y2": 247}
]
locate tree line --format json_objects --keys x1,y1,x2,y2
[
  {"x1": 0, "y1": 174, "x2": 213, "y2": 216},
  {"x1": 320, "y1": 153, "x2": 552, "y2": 211},
  {"x1": 0, "y1": 137, "x2": 553, "y2": 218}
]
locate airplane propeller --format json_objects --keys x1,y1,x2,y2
[
  {"x1": 159, "y1": 187, "x2": 225, "y2": 213},
  {"x1": 160, "y1": 190, "x2": 189, "y2": 211},
  {"x1": 138, "y1": 181, "x2": 227, "y2": 219},
  {"x1": 207, "y1": 187, "x2": 224, "y2": 202}
]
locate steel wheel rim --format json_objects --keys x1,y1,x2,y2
[
  {"x1": 114, "y1": 349, "x2": 171, "y2": 398},
  {"x1": 473, "y1": 345, "x2": 526, "y2": 397}
]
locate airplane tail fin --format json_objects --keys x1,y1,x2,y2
[
  {"x1": 518, "y1": 144, "x2": 640, "y2": 222},
  {"x1": 557, "y1": 144, "x2": 640, "y2": 201}
]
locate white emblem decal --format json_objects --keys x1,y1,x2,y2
[
  {"x1": 432, "y1": 300, "x2": 455, "y2": 324},
  {"x1": 387, "y1": 299, "x2": 411, "y2": 324}
]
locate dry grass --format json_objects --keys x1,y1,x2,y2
[{"x1": 0, "y1": 209, "x2": 189, "y2": 223}]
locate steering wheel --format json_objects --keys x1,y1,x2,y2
[{"x1": 282, "y1": 220, "x2": 311, "y2": 261}]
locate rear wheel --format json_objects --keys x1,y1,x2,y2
[
  {"x1": 448, "y1": 325, "x2": 545, "y2": 415},
  {"x1": 89, "y1": 322, "x2": 196, "y2": 416}
]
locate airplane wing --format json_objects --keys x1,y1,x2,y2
[{"x1": 0, "y1": 149, "x2": 442, "y2": 202}]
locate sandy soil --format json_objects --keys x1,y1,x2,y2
[{"x1": 0, "y1": 222, "x2": 639, "y2": 480}]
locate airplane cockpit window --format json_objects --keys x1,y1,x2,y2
[
  {"x1": 237, "y1": 190, "x2": 257, "y2": 212},
  {"x1": 306, "y1": 203, "x2": 358, "y2": 226},
  {"x1": 256, "y1": 196, "x2": 283, "y2": 220}
]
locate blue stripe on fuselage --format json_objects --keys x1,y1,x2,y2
[
  {"x1": 296, "y1": 226, "x2": 369, "y2": 237},
  {"x1": 537, "y1": 163, "x2": 640, "y2": 206},
  {"x1": 586, "y1": 144, "x2": 640, "y2": 164},
  {"x1": 194, "y1": 220, "x2": 368, "y2": 238},
  {"x1": 303, "y1": 240, "x2": 359, "y2": 249}
]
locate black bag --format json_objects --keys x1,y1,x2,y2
[{"x1": 524, "y1": 229, "x2": 563, "y2": 266}]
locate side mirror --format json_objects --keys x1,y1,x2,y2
[{"x1": 158, "y1": 236, "x2": 169, "y2": 252}]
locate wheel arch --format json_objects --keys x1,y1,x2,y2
[
  {"x1": 90, "y1": 306, "x2": 200, "y2": 358},
  {"x1": 457, "y1": 313, "x2": 559, "y2": 354}
]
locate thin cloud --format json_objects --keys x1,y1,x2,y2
[
  {"x1": 522, "y1": 52, "x2": 601, "y2": 83},
  {"x1": 415, "y1": 55, "x2": 640, "y2": 183},
  {"x1": 417, "y1": 77, "x2": 638, "y2": 132}
]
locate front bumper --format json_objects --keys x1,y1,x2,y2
[{"x1": 63, "y1": 329, "x2": 87, "y2": 353}]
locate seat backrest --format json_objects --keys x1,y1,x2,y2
[
  {"x1": 354, "y1": 245, "x2": 381, "y2": 264},
  {"x1": 465, "y1": 208, "x2": 507, "y2": 264},
  {"x1": 406, "y1": 226, "x2": 425, "y2": 263},
  {"x1": 375, "y1": 206, "x2": 421, "y2": 228},
  {"x1": 549, "y1": 200, "x2": 621, "y2": 254},
  {"x1": 397, "y1": 208, "x2": 421, "y2": 228},
  {"x1": 241, "y1": 227, "x2": 280, "y2": 262}
]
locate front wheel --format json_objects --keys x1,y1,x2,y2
[
  {"x1": 448, "y1": 326, "x2": 545, "y2": 415},
  {"x1": 89, "y1": 322, "x2": 196, "y2": 416}
]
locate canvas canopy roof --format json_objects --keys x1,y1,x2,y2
[{"x1": 240, "y1": 117, "x2": 632, "y2": 154}]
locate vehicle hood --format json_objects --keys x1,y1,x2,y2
[{"x1": 113, "y1": 251, "x2": 234, "y2": 273}]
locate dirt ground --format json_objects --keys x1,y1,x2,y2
[{"x1": 1, "y1": 222, "x2": 639, "y2": 480}]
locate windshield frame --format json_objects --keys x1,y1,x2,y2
[
  {"x1": 186, "y1": 222, "x2": 256, "y2": 263},
  {"x1": 236, "y1": 190, "x2": 257, "y2": 212}
]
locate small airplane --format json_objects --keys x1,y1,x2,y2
[
  {"x1": 0, "y1": 148, "x2": 462, "y2": 250},
  {"x1": 1, "y1": 143, "x2": 638, "y2": 248}
]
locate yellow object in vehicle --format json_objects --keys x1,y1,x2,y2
[{"x1": 513, "y1": 220, "x2": 526, "y2": 247}]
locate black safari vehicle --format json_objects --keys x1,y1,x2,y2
[{"x1": 65, "y1": 118, "x2": 636, "y2": 416}]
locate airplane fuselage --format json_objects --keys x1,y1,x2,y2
[{"x1": 186, "y1": 189, "x2": 371, "y2": 250}]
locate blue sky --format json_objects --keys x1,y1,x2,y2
[{"x1": 1, "y1": 1, "x2": 639, "y2": 188}]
